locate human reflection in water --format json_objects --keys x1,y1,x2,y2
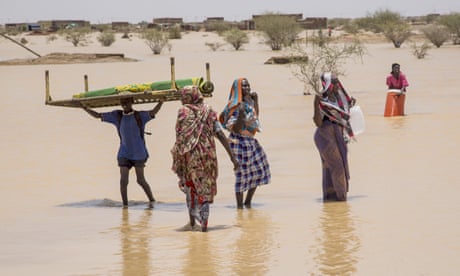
[
  {"x1": 314, "y1": 202, "x2": 361, "y2": 276},
  {"x1": 232, "y1": 210, "x2": 273, "y2": 275},
  {"x1": 119, "y1": 209, "x2": 152, "y2": 276},
  {"x1": 182, "y1": 233, "x2": 218, "y2": 275},
  {"x1": 387, "y1": 116, "x2": 406, "y2": 130}
]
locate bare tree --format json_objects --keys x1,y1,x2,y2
[
  {"x1": 411, "y1": 42, "x2": 431, "y2": 59},
  {"x1": 59, "y1": 27, "x2": 91, "y2": 47},
  {"x1": 289, "y1": 37, "x2": 366, "y2": 95},
  {"x1": 438, "y1": 12, "x2": 460, "y2": 44},
  {"x1": 382, "y1": 21, "x2": 412, "y2": 48},
  {"x1": 355, "y1": 9, "x2": 411, "y2": 48},
  {"x1": 140, "y1": 29, "x2": 170, "y2": 54},
  {"x1": 422, "y1": 25, "x2": 450, "y2": 48},
  {"x1": 222, "y1": 28, "x2": 249, "y2": 50},
  {"x1": 255, "y1": 13, "x2": 301, "y2": 51}
]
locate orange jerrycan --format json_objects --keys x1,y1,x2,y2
[{"x1": 384, "y1": 90, "x2": 405, "y2": 117}]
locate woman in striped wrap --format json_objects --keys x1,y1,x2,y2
[
  {"x1": 313, "y1": 72, "x2": 356, "y2": 201},
  {"x1": 220, "y1": 78, "x2": 271, "y2": 209}
]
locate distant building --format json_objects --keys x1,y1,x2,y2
[
  {"x1": 251, "y1": 13, "x2": 327, "y2": 30},
  {"x1": 27, "y1": 23, "x2": 41, "y2": 31},
  {"x1": 151, "y1": 17, "x2": 183, "y2": 29},
  {"x1": 252, "y1": 13, "x2": 303, "y2": 23},
  {"x1": 298, "y1": 17, "x2": 327, "y2": 29},
  {"x1": 37, "y1": 20, "x2": 89, "y2": 31},
  {"x1": 239, "y1": 20, "x2": 255, "y2": 30},
  {"x1": 4, "y1": 23, "x2": 29, "y2": 32},
  {"x1": 204, "y1": 17, "x2": 225, "y2": 31},
  {"x1": 111, "y1": 21, "x2": 129, "y2": 31}
]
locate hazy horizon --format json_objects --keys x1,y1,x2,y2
[{"x1": 1, "y1": 0, "x2": 459, "y2": 24}]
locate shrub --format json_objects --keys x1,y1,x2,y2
[
  {"x1": 46, "y1": 34, "x2": 58, "y2": 43},
  {"x1": 422, "y1": 25, "x2": 450, "y2": 47},
  {"x1": 59, "y1": 27, "x2": 91, "y2": 47},
  {"x1": 222, "y1": 28, "x2": 249, "y2": 50},
  {"x1": 355, "y1": 9, "x2": 411, "y2": 47},
  {"x1": 97, "y1": 31, "x2": 116, "y2": 47},
  {"x1": 411, "y1": 43, "x2": 431, "y2": 59},
  {"x1": 140, "y1": 29, "x2": 169, "y2": 54},
  {"x1": 255, "y1": 13, "x2": 301, "y2": 51},
  {"x1": 206, "y1": 21, "x2": 232, "y2": 34},
  {"x1": 438, "y1": 13, "x2": 460, "y2": 44},
  {"x1": 382, "y1": 21, "x2": 412, "y2": 48},
  {"x1": 205, "y1": 42, "x2": 224, "y2": 51}
]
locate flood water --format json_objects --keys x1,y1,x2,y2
[{"x1": 1, "y1": 34, "x2": 459, "y2": 275}]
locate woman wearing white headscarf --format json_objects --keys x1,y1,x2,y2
[{"x1": 313, "y1": 72, "x2": 356, "y2": 201}]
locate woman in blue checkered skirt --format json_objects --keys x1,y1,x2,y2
[{"x1": 219, "y1": 78, "x2": 271, "y2": 209}]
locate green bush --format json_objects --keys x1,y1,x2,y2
[
  {"x1": 222, "y1": 28, "x2": 249, "y2": 50},
  {"x1": 97, "y1": 31, "x2": 116, "y2": 47},
  {"x1": 411, "y1": 42, "x2": 431, "y2": 59},
  {"x1": 59, "y1": 27, "x2": 91, "y2": 47},
  {"x1": 438, "y1": 13, "x2": 460, "y2": 44},
  {"x1": 255, "y1": 13, "x2": 301, "y2": 51},
  {"x1": 205, "y1": 42, "x2": 224, "y2": 51},
  {"x1": 422, "y1": 25, "x2": 450, "y2": 47},
  {"x1": 140, "y1": 29, "x2": 169, "y2": 54}
]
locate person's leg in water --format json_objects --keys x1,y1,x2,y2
[
  {"x1": 244, "y1": 187, "x2": 257, "y2": 208},
  {"x1": 185, "y1": 183, "x2": 208, "y2": 231},
  {"x1": 120, "y1": 166, "x2": 130, "y2": 208},
  {"x1": 134, "y1": 166, "x2": 155, "y2": 208},
  {"x1": 184, "y1": 183, "x2": 196, "y2": 228},
  {"x1": 236, "y1": 192, "x2": 244, "y2": 209},
  {"x1": 199, "y1": 202, "x2": 209, "y2": 232}
]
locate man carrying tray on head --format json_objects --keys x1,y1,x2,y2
[{"x1": 81, "y1": 97, "x2": 163, "y2": 209}]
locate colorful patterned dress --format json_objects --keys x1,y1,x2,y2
[{"x1": 171, "y1": 86, "x2": 222, "y2": 228}]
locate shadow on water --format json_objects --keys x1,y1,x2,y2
[
  {"x1": 57, "y1": 198, "x2": 185, "y2": 212},
  {"x1": 312, "y1": 202, "x2": 361, "y2": 276}
]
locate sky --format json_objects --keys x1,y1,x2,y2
[{"x1": 1, "y1": 0, "x2": 459, "y2": 24}]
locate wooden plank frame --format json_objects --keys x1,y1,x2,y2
[{"x1": 45, "y1": 57, "x2": 213, "y2": 108}]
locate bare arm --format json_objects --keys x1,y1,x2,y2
[
  {"x1": 232, "y1": 104, "x2": 246, "y2": 133},
  {"x1": 215, "y1": 130, "x2": 239, "y2": 170},
  {"x1": 251, "y1": 92, "x2": 259, "y2": 116},
  {"x1": 82, "y1": 106, "x2": 102, "y2": 119},
  {"x1": 149, "y1": 101, "x2": 164, "y2": 118},
  {"x1": 313, "y1": 95, "x2": 323, "y2": 127}
]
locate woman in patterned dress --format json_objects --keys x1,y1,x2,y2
[{"x1": 171, "y1": 85, "x2": 238, "y2": 232}]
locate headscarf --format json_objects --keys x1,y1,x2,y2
[
  {"x1": 318, "y1": 72, "x2": 355, "y2": 139},
  {"x1": 172, "y1": 85, "x2": 210, "y2": 155},
  {"x1": 182, "y1": 84, "x2": 203, "y2": 104},
  {"x1": 219, "y1": 78, "x2": 260, "y2": 135},
  {"x1": 219, "y1": 78, "x2": 244, "y2": 126}
]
